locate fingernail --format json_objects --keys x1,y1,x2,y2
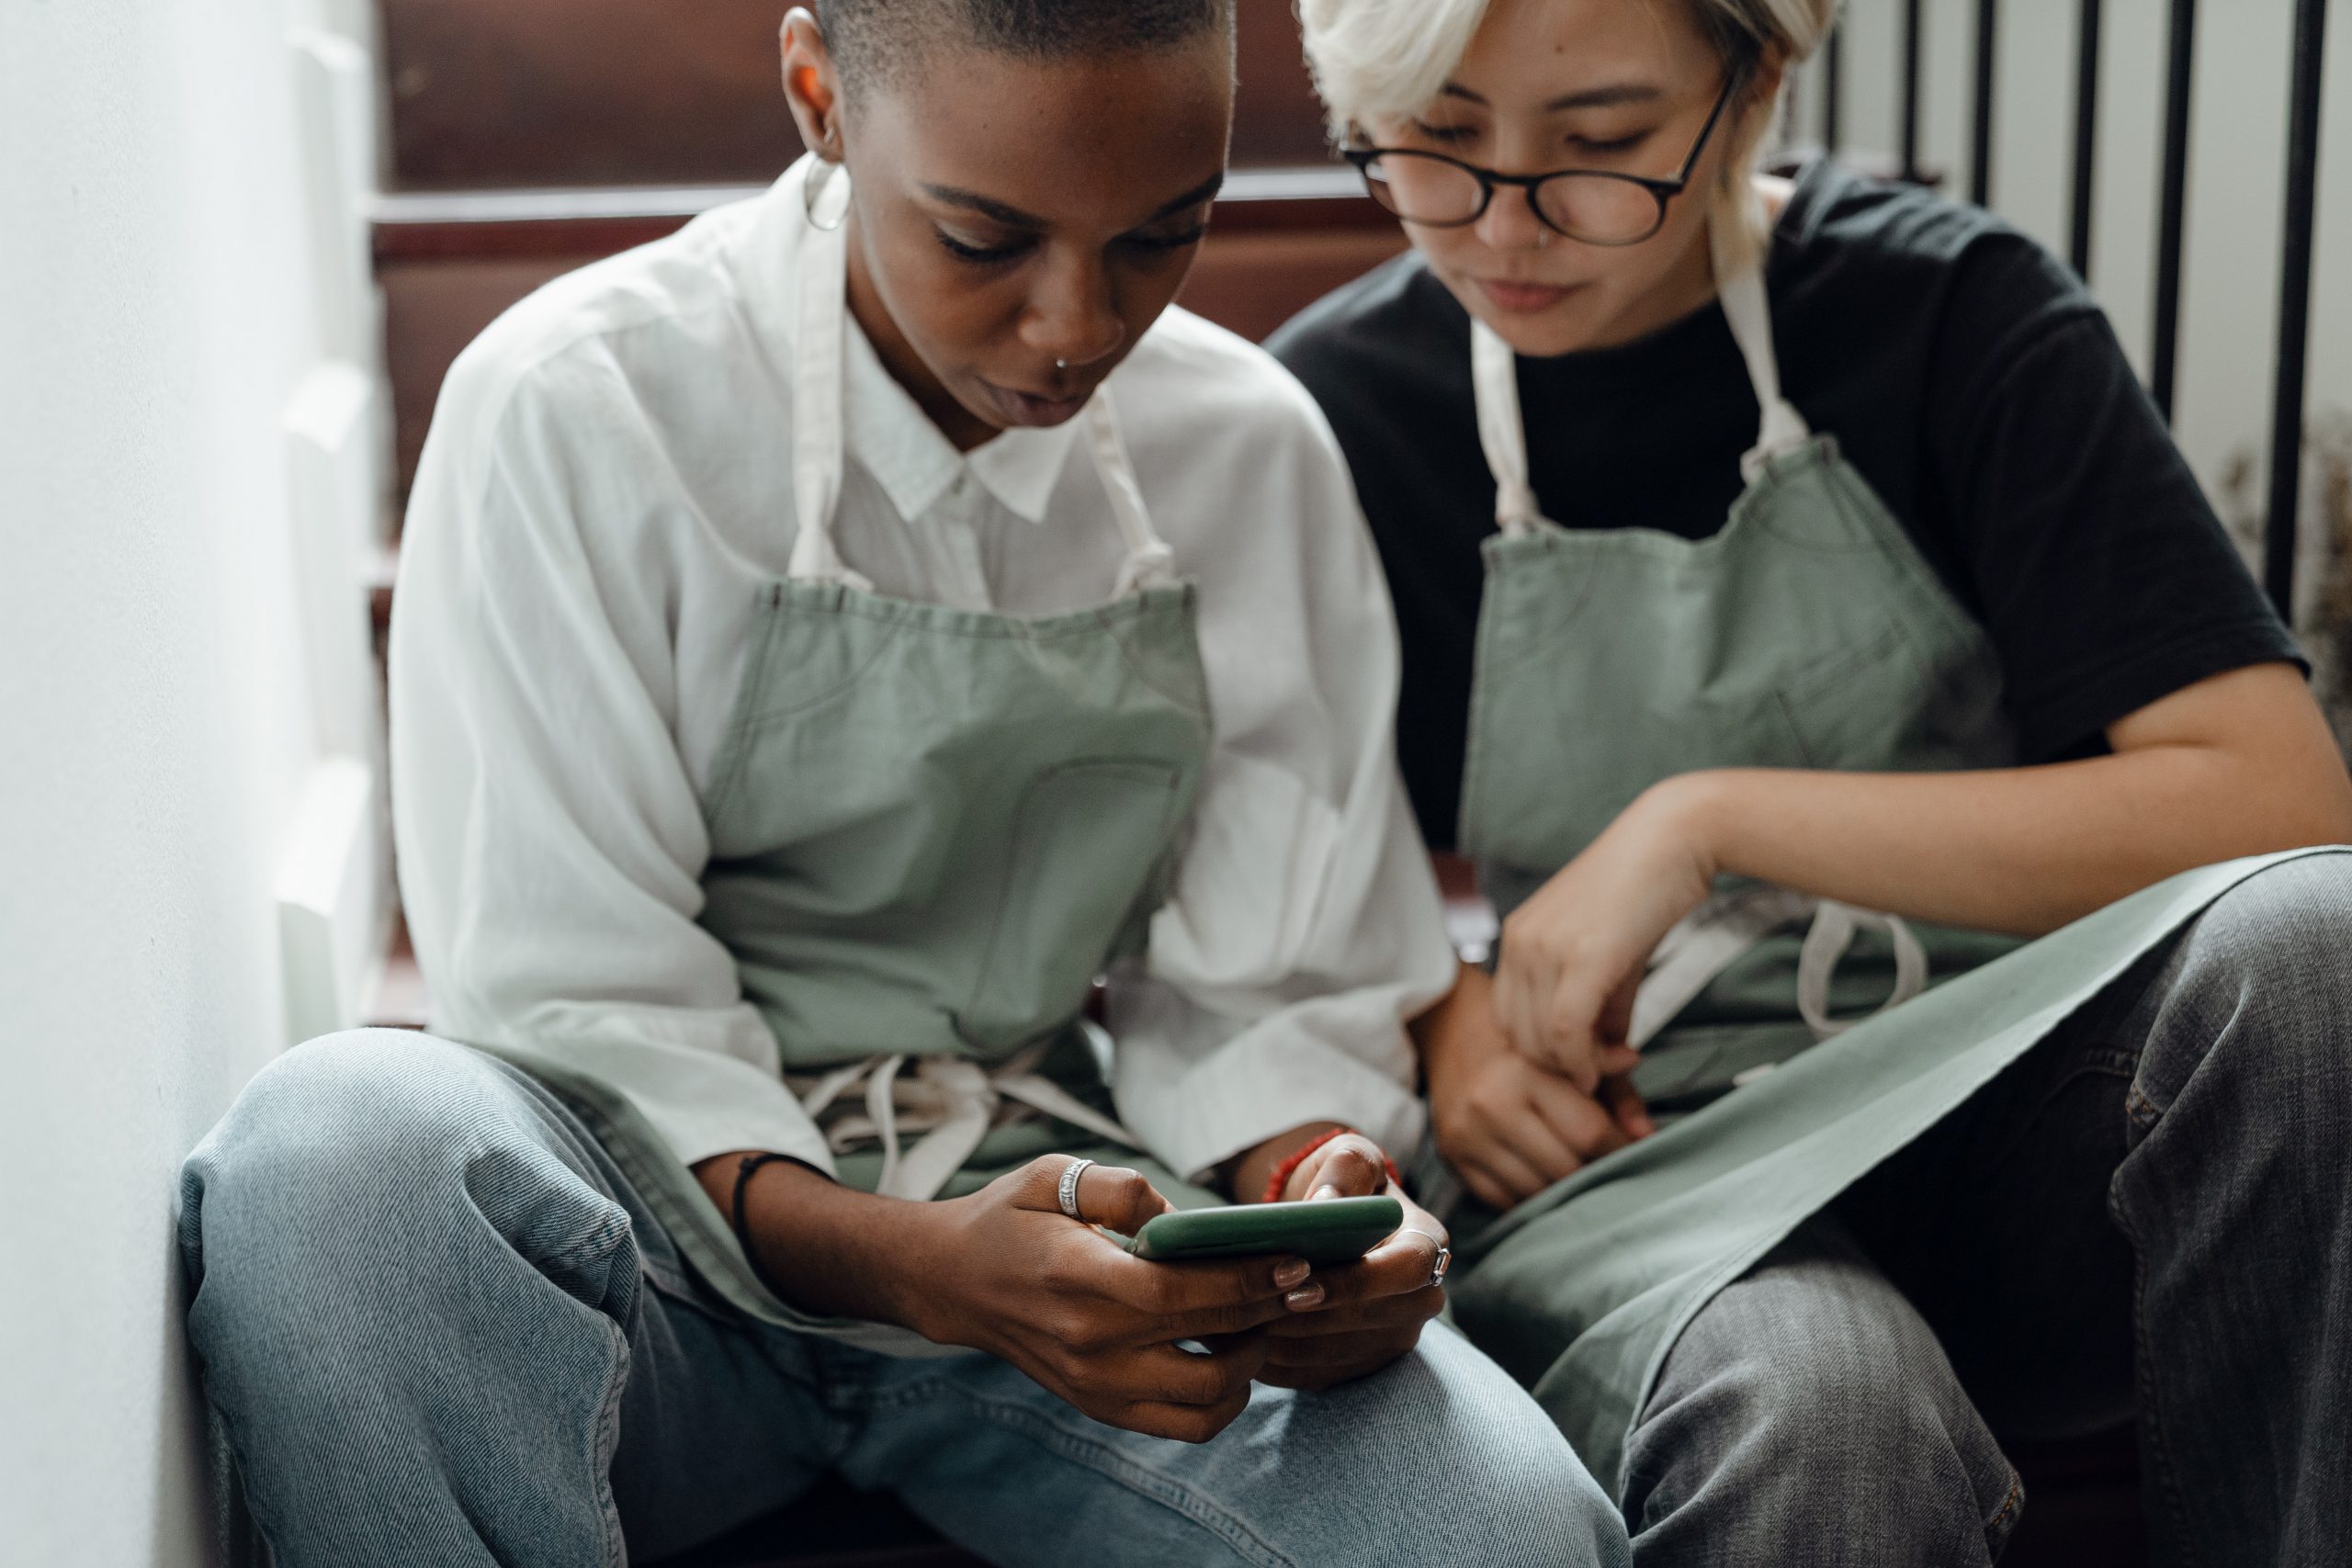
[
  {"x1": 1272, "y1": 1258, "x2": 1310, "y2": 1289},
  {"x1": 1309, "y1": 1183, "x2": 1341, "y2": 1201},
  {"x1": 1284, "y1": 1281, "x2": 1326, "y2": 1310}
]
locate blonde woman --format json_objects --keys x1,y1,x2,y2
[{"x1": 1271, "y1": 0, "x2": 2352, "y2": 1562}]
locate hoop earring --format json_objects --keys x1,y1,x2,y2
[{"x1": 803, "y1": 155, "x2": 850, "y2": 231}]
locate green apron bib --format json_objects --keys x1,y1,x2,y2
[
  {"x1": 1443, "y1": 209, "x2": 2336, "y2": 1492},
  {"x1": 475, "y1": 172, "x2": 1219, "y2": 1353}
]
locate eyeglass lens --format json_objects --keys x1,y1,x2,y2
[{"x1": 1363, "y1": 157, "x2": 1664, "y2": 244}]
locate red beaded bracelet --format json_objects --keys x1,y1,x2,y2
[{"x1": 1262, "y1": 1126, "x2": 1403, "y2": 1205}]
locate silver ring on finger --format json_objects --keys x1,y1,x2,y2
[
  {"x1": 1057, "y1": 1157, "x2": 1095, "y2": 1220},
  {"x1": 1429, "y1": 1244, "x2": 1453, "y2": 1290}
]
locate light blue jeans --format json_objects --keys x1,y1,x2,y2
[{"x1": 178, "y1": 1032, "x2": 1628, "y2": 1568}]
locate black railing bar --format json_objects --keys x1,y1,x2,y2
[
  {"x1": 1902, "y1": 0, "x2": 1923, "y2": 180},
  {"x1": 2151, "y1": 0, "x2": 2199, "y2": 423},
  {"x1": 1971, "y1": 0, "x2": 1999, "y2": 206},
  {"x1": 2263, "y1": 0, "x2": 2330, "y2": 620},
  {"x1": 2070, "y1": 0, "x2": 2104, "y2": 276}
]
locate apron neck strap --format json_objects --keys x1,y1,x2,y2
[
  {"x1": 1083, "y1": 389, "x2": 1181, "y2": 594},
  {"x1": 786, "y1": 163, "x2": 866, "y2": 589},
  {"x1": 786, "y1": 161, "x2": 1177, "y2": 593},
  {"x1": 1708, "y1": 197, "x2": 1812, "y2": 481},
  {"x1": 1472, "y1": 318, "x2": 1544, "y2": 536}
]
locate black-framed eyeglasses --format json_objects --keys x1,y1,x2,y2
[{"x1": 1342, "y1": 73, "x2": 1742, "y2": 247}]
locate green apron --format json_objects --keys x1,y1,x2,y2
[
  {"x1": 1443, "y1": 210, "x2": 2335, "y2": 1492},
  {"x1": 477, "y1": 175, "x2": 1219, "y2": 1354}
]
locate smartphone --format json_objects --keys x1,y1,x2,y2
[{"x1": 1122, "y1": 1195, "x2": 1404, "y2": 1265}]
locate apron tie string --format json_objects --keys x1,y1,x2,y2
[
  {"x1": 788, "y1": 1035, "x2": 1142, "y2": 1201},
  {"x1": 1629, "y1": 887, "x2": 1930, "y2": 1052}
]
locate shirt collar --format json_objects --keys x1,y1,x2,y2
[{"x1": 737, "y1": 164, "x2": 1078, "y2": 528}]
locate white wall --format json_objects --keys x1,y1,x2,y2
[
  {"x1": 1792, "y1": 0, "x2": 2350, "y2": 624},
  {"x1": 0, "y1": 2, "x2": 380, "y2": 1562}
]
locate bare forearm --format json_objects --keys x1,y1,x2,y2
[
  {"x1": 692, "y1": 1153, "x2": 944, "y2": 1332},
  {"x1": 1673, "y1": 728, "x2": 2352, "y2": 937}
]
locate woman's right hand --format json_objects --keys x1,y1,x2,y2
[
  {"x1": 908, "y1": 1157, "x2": 1310, "y2": 1442},
  {"x1": 1419, "y1": 964, "x2": 1654, "y2": 1211}
]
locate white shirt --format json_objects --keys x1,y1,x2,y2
[{"x1": 390, "y1": 164, "x2": 1456, "y2": 1186}]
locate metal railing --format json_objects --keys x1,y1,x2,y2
[{"x1": 1815, "y1": 0, "x2": 2333, "y2": 620}]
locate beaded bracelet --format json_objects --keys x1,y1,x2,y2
[{"x1": 1262, "y1": 1126, "x2": 1403, "y2": 1205}]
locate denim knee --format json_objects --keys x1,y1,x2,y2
[
  {"x1": 1387, "y1": 1325, "x2": 1632, "y2": 1568},
  {"x1": 1459, "y1": 1416, "x2": 1629, "y2": 1568},
  {"x1": 2143, "y1": 853, "x2": 2352, "y2": 1107},
  {"x1": 180, "y1": 1030, "x2": 641, "y2": 1347},
  {"x1": 1629, "y1": 1232, "x2": 2020, "y2": 1562}
]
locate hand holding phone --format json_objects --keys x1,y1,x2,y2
[
  {"x1": 1252, "y1": 1132, "x2": 1452, "y2": 1393},
  {"x1": 890, "y1": 1156, "x2": 1327, "y2": 1443}
]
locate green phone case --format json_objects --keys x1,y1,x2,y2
[{"x1": 1123, "y1": 1196, "x2": 1405, "y2": 1265}]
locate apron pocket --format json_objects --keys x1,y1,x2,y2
[
  {"x1": 1773, "y1": 616, "x2": 1933, "y2": 772},
  {"x1": 956, "y1": 758, "x2": 1182, "y2": 1052}
]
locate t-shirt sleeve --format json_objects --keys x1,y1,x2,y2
[{"x1": 1920, "y1": 238, "x2": 2304, "y2": 760}]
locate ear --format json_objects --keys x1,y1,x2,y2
[{"x1": 780, "y1": 6, "x2": 844, "y2": 160}]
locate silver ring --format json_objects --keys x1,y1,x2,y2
[
  {"x1": 1402, "y1": 1230, "x2": 1452, "y2": 1289},
  {"x1": 1057, "y1": 1157, "x2": 1094, "y2": 1220}
]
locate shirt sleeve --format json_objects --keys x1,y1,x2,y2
[
  {"x1": 1921, "y1": 237, "x2": 2305, "y2": 760},
  {"x1": 1104, "y1": 367, "x2": 1460, "y2": 1184},
  {"x1": 390, "y1": 341, "x2": 836, "y2": 1177}
]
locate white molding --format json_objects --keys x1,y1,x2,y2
[{"x1": 276, "y1": 755, "x2": 385, "y2": 1044}]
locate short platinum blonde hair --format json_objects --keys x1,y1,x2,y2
[{"x1": 1298, "y1": 0, "x2": 1839, "y2": 260}]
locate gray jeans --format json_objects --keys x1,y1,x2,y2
[{"x1": 1625, "y1": 854, "x2": 2352, "y2": 1567}]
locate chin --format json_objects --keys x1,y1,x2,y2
[{"x1": 1447, "y1": 279, "x2": 1612, "y2": 359}]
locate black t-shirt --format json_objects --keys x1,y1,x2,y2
[{"x1": 1268, "y1": 158, "x2": 2301, "y2": 850}]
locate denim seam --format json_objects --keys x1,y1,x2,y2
[
  {"x1": 2109, "y1": 1178, "x2": 2201, "y2": 1564},
  {"x1": 877, "y1": 1377, "x2": 1297, "y2": 1568},
  {"x1": 1985, "y1": 1472, "x2": 2025, "y2": 1545},
  {"x1": 203, "y1": 1399, "x2": 291, "y2": 1566},
  {"x1": 589, "y1": 1320, "x2": 631, "y2": 1568}
]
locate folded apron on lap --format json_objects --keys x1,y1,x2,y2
[{"x1": 1447, "y1": 849, "x2": 2340, "y2": 1495}]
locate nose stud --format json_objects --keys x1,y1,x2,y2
[{"x1": 1055, "y1": 359, "x2": 1069, "y2": 370}]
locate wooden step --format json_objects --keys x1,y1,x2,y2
[{"x1": 380, "y1": 0, "x2": 1329, "y2": 191}]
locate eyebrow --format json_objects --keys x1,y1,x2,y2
[
  {"x1": 1439, "y1": 82, "x2": 1665, "y2": 112},
  {"x1": 918, "y1": 172, "x2": 1227, "y2": 231}
]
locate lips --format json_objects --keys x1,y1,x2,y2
[
  {"x1": 1475, "y1": 277, "x2": 1579, "y2": 313},
  {"x1": 978, "y1": 378, "x2": 1091, "y2": 429}
]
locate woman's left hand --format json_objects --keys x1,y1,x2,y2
[
  {"x1": 1492, "y1": 780, "x2": 1719, "y2": 1087},
  {"x1": 1256, "y1": 1134, "x2": 1449, "y2": 1392}
]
